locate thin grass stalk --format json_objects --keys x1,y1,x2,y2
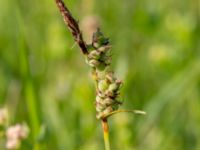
[
  {"x1": 16, "y1": 9, "x2": 40, "y2": 149},
  {"x1": 102, "y1": 119, "x2": 111, "y2": 150},
  {"x1": 18, "y1": 35, "x2": 40, "y2": 150}
]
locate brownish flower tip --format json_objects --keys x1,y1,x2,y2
[{"x1": 55, "y1": 0, "x2": 88, "y2": 54}]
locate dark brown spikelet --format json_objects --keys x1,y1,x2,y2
[{"x1": 55, "y1": 0, "x2": 88, "y2": 54}]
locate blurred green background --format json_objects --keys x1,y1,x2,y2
[{"x1": 0, "y1": 0, "x2": 200, "y2": 149}]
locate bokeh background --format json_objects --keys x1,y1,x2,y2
[{"x1": 0, "y1": 0, "x2": 200, "y2": 149}]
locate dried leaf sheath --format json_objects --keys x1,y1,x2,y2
[{"x1": 55, "y1": 0, "x2": 88, "y2": 54}]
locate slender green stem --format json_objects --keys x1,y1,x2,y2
[
  {"x1": 17, "y1": 10, "x2": 40, "y2": 149},
  {"x1": 103, "y1": 109, "x2": 146, "y2": 118},
  {"x1": 102, "y1": 118, "x2": 111, "y2": 150}
]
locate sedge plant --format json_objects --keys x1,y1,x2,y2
[{"x1": 55, "y1": 0, "x2": 146, "y2": 149}]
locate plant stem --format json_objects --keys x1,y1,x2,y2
[
  {"x1": 17, "y1": 10, "x2": 40, "y2": 149},
  {"x1": 101, "y1": 118, "x2": 111, "y2": 150}
]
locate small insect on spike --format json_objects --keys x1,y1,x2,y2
[
  {"x1": 92, "y1": 28, "x2": 110, "y2": 48},
  {"x1": 92, "y1": 28, "x2": 103, "y2": 41}
]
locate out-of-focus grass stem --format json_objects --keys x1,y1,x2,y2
[{"x1": 17, "y1": 9, "x2": 40, "y2": 150}]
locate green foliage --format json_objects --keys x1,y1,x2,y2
[{"x1": 0, "y1": 0, "x2": 199, "y2": 149}]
